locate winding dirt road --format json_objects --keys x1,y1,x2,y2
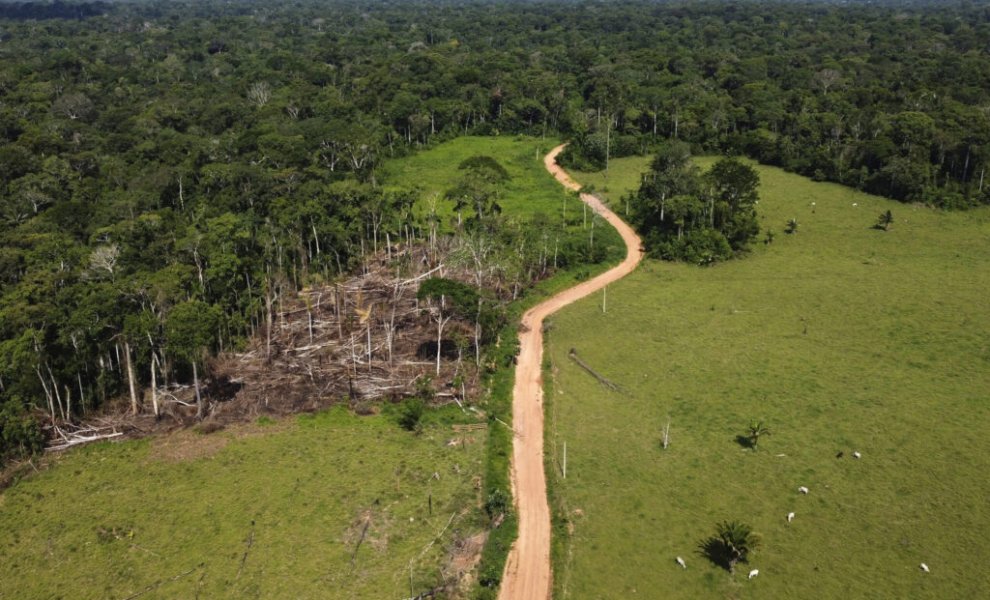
[{"x1": 497, "y1": 145, "x2": 643, "y2": 600}]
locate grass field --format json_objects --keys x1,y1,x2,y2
[
  {"x1": 0, "y1": 408, "x2": 485, "y2": 599},
  {"x1": 545, "y1": 157, "x2": 990, "y2": 598},
  {"x1": 384, "y1": 135, "x2": 578, "y2": 224}
]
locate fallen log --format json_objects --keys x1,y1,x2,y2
[
  {"x1": 568, "y1": 348, "x2": 620, "y2": 391},
  {"x1": 46, "y1": 431, "x2": 124, "y2": 452}
]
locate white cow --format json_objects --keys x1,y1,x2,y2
[{"x1": 748, "y1": 569, "x2": 760, "y2": 579}]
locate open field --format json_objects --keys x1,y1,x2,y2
[
  {"x1": 384, "y1": 136, "x2": 580, "y2": 223},
  {"x1": 546, "y1": 158, "x2": 990, "y2": 598},
  {"x1": 0, "y1": 408, "x2": 485, "y2": 599}
]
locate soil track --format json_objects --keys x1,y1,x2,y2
[{"x1": 497, "y1": 145, "x2": 643, "y2": 599}]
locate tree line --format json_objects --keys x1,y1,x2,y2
[{"x1": 3, "y1": 0, "x2": 990, "y2": 457}]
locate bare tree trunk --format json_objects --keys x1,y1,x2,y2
[
  {"x1": 46, "y1": 363, "x2": 66, "y2": 422},
  {"x1": 37, "y1": 366, "x2": 55, "y2": 424},
  {"x1": 265, "y1": 283, "x2": 274, "y2": 361},
  {"x1": 474, "y1": 299, "x2": 482, "y2": 367},
  {"x1": 336, "y1": 284, "x2": 343, "y2": 340},
  {"x1": 150, "y1": 351, "x2": 160, "y2": 418},
  {"x1": 77, "y1": 372, "x2": 86, "y2": 413},
  {"x1": 124, "y1": 340, "x2": 139, "y2": 415},
  {"x1": 193, "y1": 361, "x2": 203, "y2": 420}
]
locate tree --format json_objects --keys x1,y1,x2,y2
[
  {"x1": 701, "y1": 521, "x2": 761, "y2": 573},
  {"x1": 446, "y1": 157, "x2": 507, "y2": 230},
  {"x1": 632, "y1": 147, "x2": 760, "y2": 263},
  {"x1": 875, "y1": 210, "x2": 893, "y2": 231},
  {"x1": 705, "y1": 158, "x2": 760, "y2": 250},
  {"x1": 165, "y1": 301, "x2": 221, "y2": 419},
  {"x1": 747, "y1": 420, "x2": 771, "y2": 450}
]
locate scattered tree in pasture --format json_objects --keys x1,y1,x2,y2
[
  {"x1": 700, "y1": 521, "x2": 761, "y2": 573},
  {"x1": 747, "y1": 420, "x2": 771, "y2": 450},
  {"x1": 875, "y1": 210, "x2": 893, "y2": 231}
]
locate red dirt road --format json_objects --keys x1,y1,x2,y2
[{"x1": 497, "y1": 145, "x2": 644, "y2": 600}]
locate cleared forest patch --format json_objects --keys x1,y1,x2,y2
[{"x1": 545, "y1": 158, "x2": 990, "y2": 599}]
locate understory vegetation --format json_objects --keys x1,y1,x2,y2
[{"x1": 545, "y1": 158, "x2": 990, "y2": 599}]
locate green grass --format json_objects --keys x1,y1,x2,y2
[
  {"x1": 569, "y1": 156, "x2": 652, "y2": 209},
  {"x1": 384, "y1": 135, "x2": 576, "y2": 224},
  {"x1": 545, "y1": 157, "x2": 990, "y2": 599},
  {"x1": 0, "y1": 408, "x2": 485, "y2": 599}
]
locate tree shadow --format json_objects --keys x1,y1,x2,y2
[
  {"x1": 698, "y1": 536, "x2": 734, "y2": 572},
  {"x1": 735, "y1": 435, "x2": 754, "y2": 449},
  {"x1": 416, "y1": 339, "x2": 459, "y2": 360}
]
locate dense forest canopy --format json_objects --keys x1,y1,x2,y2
[{"x1": 2, "y1": 0, "x2": 990, "y2": 455}]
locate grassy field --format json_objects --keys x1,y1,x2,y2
[
  {"x1": 0, "y1": 408, "x2": 486, "y2": 600},
  {"x1": 384, "y1": 135, "x2": 578, "y2": 224},
  {"x1": 545, "y1": 157, "x2": 990, "y2": 598}
]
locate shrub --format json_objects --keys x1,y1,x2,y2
[{"x1": 398, "y1": 398, "x2": 425, "y2": 432}]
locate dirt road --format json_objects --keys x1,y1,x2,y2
[{"x1": 497, "y1": 145, "x2": 644, "y2": 600}]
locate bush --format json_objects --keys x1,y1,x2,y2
[
  {"x1": 484, "y1": 488, "x2": 508, "y2": 520},
  {"x1": 397, "y1": 398, "x2": 425, "y2": 432}
]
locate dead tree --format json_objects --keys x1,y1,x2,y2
[{"x1": 568, "y1": 348, "x2": 619, "y2": 391}]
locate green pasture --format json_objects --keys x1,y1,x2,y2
[
  {"x1": 546, "y1": 158, "x2": 990, "y2": 598},
  {"x1": 0, "y1": 408, "x2": 485, "y2": 599},
  {"x1": 384, "y1": 135, "x2": 575, "y2": 223}
]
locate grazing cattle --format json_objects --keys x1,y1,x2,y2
[
  {"x1": 748, "y1": 569, "x2": 760, "y2": 579},
  {"x1": 798, "y1": 486, "x2": 809, "y2": 494},
  {"x1": 853, "y1": 451, "x2": 862, "y2": 459},
  {"x1": 920, "y1": 563, "x2": 930, "y2": 573},
  {"x1": 676, "y1": 556, "x2": 686, "y2": 569},
  {"x1": 787, "y1": 512, "x2": 795, "y2": 523}
]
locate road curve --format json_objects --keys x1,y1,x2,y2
[{"x1": 497, "y1": 145, "x2": 644, "y2": 600}]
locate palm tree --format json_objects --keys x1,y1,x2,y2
[
  {"x1": 748, "y1": 420, "x2": 771, "y2": 450},
  {"x1": 701, "y1": 521, "x2": 761, "y2": 573},
  {"x1": 876, "y1": 210, "x2": 893, "y2": 231}
]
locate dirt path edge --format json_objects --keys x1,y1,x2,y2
[{"x1": 497, "y1": 145, "x2": 644, "y2": 600}]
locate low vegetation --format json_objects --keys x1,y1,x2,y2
[
  {"x1": 0, "y1": 409, "x2": 486, "y2": 599},
  {"x1": 546, "y1": 158, "x2": 990, "y2": 598}
]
